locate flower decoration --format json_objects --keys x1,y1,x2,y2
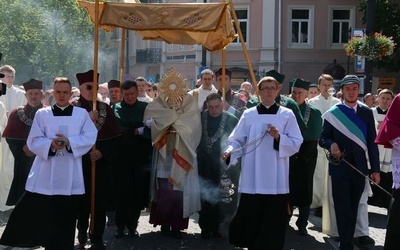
[{"x1": 343, "y1": 32, "x2": 396, "y2": 60}]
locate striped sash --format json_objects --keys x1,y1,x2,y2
[{"x1": 322, "y1": 104, "x2": 367, "y2": 151}]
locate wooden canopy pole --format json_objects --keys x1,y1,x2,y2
[
  {"x1": 228, "y1": 0, "x2": 260, "y2": 101},
  {"x1": 90, "y1": 0, "x2": 100, "y2": 234},
  {"x1": 222, "y1": 48, "x2": 226, "y2": 101},
  {"x1": 119, "y1": 28, "x2": 126, "y2": 83}
]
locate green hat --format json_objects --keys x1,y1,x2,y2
[
  {"x1": 292, "y1": 78, "x2": 311, "y2": 90},
  {"x1": 309, "y1": 83, "x2": 318, "y2": 88},
  {"x1": 340, "y1": 75, "x2": 360, "y2": 88},
  {"x1": 265, "y1": 70, "x2": 285, "y2": 84}
]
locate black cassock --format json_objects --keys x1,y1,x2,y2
[{"x1": 2, "y1": 104, "x2": 43, "y2": 206}]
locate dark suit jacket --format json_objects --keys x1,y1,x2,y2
[{"x1": 319, "y1": 103, "x2": 380, "y2": 177}]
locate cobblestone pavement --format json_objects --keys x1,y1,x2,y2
[{"x1": 0, "y1": 205, "x2": 387, "y2": 250}]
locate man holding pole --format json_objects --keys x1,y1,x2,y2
[
  {"x1": 215, "y1": 68, "x2": 246, "y2": 119},
  {"x1": 74, "y1": 70, "x2": 120, "y2": 250}
]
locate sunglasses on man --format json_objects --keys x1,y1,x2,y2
[{"x1": 86, "y1": 85, "x2": 93, "y2": 90}]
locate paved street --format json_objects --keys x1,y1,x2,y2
[{"x1": 0, "y1": 205, "x2": 387, "y2": 250}]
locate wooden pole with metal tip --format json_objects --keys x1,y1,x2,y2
[
  {"x1": 119, "y1": 28, "x2": 126, "y2": 83},
  {"x1": 222, "y1": 48, "x2": 226, "y2": 101},
  {"x1": 90, "y1": 0, "x2": 100, "y2": 234},
  {"x1": 228, "y1": 0, "x2": 260, "y2": 101}
]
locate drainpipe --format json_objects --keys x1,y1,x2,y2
[{"x1": 278, "y1": 0, "x2": 282, "y2": 73}]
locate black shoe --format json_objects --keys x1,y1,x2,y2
[
  {"x1": 171, "y1": 228, "x2": 182, "y2": 239},
  {"x1": 114, "y1": 229, "x2": 124, "y2": 239},
  {"x1": 297, "y1": 227, "x2": 308, "y2": 236},
  {"x1": 106, "y1": 219, "x2": 115, "y2": 227},
  {"x1": 75, "y1": 243, "x2": 85, "y2": 250},
  {"x1": 314, "y1": 207, "x2": 322, "y2": 217},
  {"x1": 201, "y1": 230, "x2": 211, "y2": 239},
  {"x1": 77, "y1": 231, "x2": 87, "y2": 245},
  {"x1": 128, "y1": 229, "x2": 140, "y2": 238},
  {"x1": 160, "y1": 225, "x2": 171, "y2": 237},
  {"x1": 211, "y1": 231, "x2": 222, "y2": 239},
  {"x1": 88, "y1": 243, "x2": 106, "y2": 250},
  {"x1": 355, "y1": 236, "x2": 375, "y2": 246}
]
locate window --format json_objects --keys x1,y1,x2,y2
[
  {"x1": 179, "y1": 44, "x2": 185, "y2": 51},
  {"x1": 168, "y1": 43, "x2": 174, "y2": 51},
  {"x1": 330, "y1": 7, "x2": 355, "y2": 47},
  {"x1": 289, "y1": 6, "x2": 314, "y2": 48},
  {"x1": 232, "y1": 9, "x2": 248, "y2": 44}
]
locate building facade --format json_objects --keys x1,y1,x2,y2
[{"x1": 105, "y1": 0, "x2": 398, "y2": 94}]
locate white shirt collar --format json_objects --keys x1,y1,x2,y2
[
  {"x1": 343, "y1": 102, "x2": 357, "y2": 113},
  {"x1": 55, "y1": 104, "x2": 70, "y2": 110}
]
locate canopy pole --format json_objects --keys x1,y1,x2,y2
[
  {"x1": 90, "y1": 0, "x2": 100, "y2": 234},
  {"x1": 228, "y1": 0, "x2": 260, "y2": 101},
  {"x1": 222, "y1": 48, "x2": 226, "y2": 101},
  {"x1": 119, "y1": 28, "x2": 126, "y2": 83}
]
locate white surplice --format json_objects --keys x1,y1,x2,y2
[
  {"x1": 307, "y1": 94, "x2": 341, "y2": 209},
  {"x1": 26, "y1": 106, "x2": 97, "y2": 195},
  {"x1": 0, "y1": 86, "x2": 26, "y2": 211},
  {"x1": 226, "y1": 106, "x2": 303, "y2": 195},
  {"x1": 372, "y1": 107, "x2": 392, "y2": 172},
  {"x1": 188, "y1": 84, "x2": 218, "y2": 110}
]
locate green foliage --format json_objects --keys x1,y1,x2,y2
[
  {"x1": 358, "y1": 0, "x2": 400, "y2": 72},
  {"x1": 0, "y1": 0, "x2": 95, "y2": 88}
]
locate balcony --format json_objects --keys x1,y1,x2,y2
[{"x1": 136, "y1": 48, "x2": 162, "y2": 64}]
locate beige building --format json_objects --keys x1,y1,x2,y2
[{"x1": 104, "y1": 0, "x2": 398, "y2": 94}]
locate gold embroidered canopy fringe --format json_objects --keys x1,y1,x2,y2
[{"x1": 77, "y1": 1, "x2": 237, "y2": 51}]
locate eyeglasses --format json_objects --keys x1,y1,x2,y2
[{"x1": 86, "y1": 85, "x2": 93, "y2": 90}]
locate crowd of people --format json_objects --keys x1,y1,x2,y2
[{"x1": 0, "y1": 64, "x2": 399, "y2": 250}]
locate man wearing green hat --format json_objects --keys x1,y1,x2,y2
[
  {"x1": 267, "y1": 70, "x2": 307, "y2": 131},
  {"x1": 289, "y1": 78, "x2": 322, "y2": 235},
  {"x1": 319, "y1": 75, "x2": 380, "y2": 250}
]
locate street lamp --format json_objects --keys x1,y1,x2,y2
[
  {"x1": 347, "y1": 27, "x2": 352, "y2": 74},
  {"x1": 364, "y1": 0, "x2": 376, "y2": 94}
]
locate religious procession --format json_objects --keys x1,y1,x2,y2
[
  {"x1": 1, "y1": 0, "x2": 400, "y2": 250},
  {"x1": 0, "y1": 63, "x2": 397, "y2": 250}
]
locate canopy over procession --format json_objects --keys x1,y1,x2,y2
[{"x1": 0, "y1": 1, "x2": 398, "y2": 250}]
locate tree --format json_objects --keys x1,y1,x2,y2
[
  {"x1": 0, "y1": 0, "x2": 95, "y2": 88},
  {"x1": 359, "y1": 0, "x2": 400, "y2": 72}
]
